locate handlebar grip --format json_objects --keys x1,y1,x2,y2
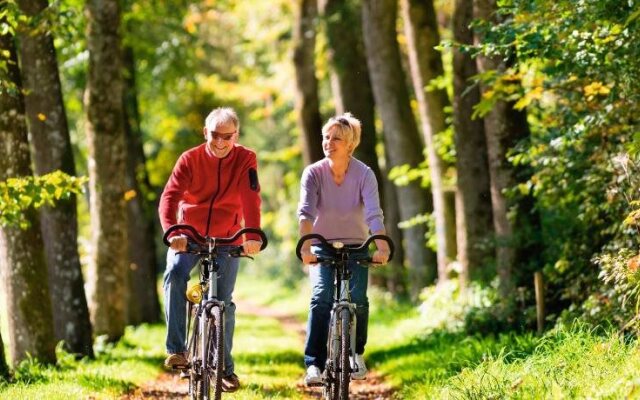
[{"x1": 295, "y1": 233, "x2": 332, "y2": 261}]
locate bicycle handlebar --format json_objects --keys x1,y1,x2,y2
[
  {"x1": 162, "y1": 224, "x2": 268, "y2": 251},
  {"x1": 295, "y1": 233, "x2": 394, "y2": 262}
]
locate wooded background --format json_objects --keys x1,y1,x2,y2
[{"x1": 1, "y1": 0, "x2": 639, "y2": 374}]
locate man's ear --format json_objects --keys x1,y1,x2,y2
[{"x1": 202, "y1": 127, "x2": 207, "y2": 139}]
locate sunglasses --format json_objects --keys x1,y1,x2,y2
[
  {"x1": 209, "y1": 130, "x2": 237, "y2": 141},
  {"x1": 334, "y1": 117, "x2": 351, "y2": 128}
]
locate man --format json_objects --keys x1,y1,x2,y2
[{"x1": 159, "y1": 107, "x2": 262, "y2": 392}]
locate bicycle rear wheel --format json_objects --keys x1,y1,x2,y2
[
  {"x1": 205, "y1": 305, "x2": 224, "y2": 400},
  {"x1": 338, "y1": 308, "x2": 351, "y2": 400}
]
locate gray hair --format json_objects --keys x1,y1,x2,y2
[{"x1": 205, "y1": 107, "x2": 240, "y2": 131}]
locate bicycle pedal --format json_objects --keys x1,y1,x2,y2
[{"x1": 179, "y1": 370, "x2": 190, "y2": 379}]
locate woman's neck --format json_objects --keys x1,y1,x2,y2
[{"x1": 327, "y1": 156, "x2": 350, "y2": 184}]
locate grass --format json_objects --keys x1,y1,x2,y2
[{"x1": 5, "y1": 271, "x2": 640, "y2": 399}]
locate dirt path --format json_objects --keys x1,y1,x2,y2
[{"x1": 122, "y1": 300, "x2": 395, "y2": 399}]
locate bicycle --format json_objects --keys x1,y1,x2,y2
[
  {"x1": 163, "y1": 224, "x2": 268, "y2": 400},
  {"x1": 295, "y1": 233, "x2": 394, "y2": 400}
]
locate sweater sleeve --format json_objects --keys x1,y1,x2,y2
[
  {"x1": 361, "y1": 168, "x2": 385, "y2": 233},
  {"x1": 239, "y1": 150, "x2": 262, "y2": 240},
  {"x1": 158, "y1": 153, "x2": 192, "y2": 233},
  {"x1": 297, "y1": 166, "x2": 319, "y2": 223}
]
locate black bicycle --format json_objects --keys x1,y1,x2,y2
[
  {"x1": 163, "y1": 224, "x2": 267, "y2": 400},
  {"x1": 296, "y1": 233, "x2": 394, "y2": 400}
]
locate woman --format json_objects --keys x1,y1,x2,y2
[{"x1": 297, "y1": 113, "x2": 390, "y2": 385}]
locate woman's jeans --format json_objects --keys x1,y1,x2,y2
[
  {"x1": 163, "y1": 248, "x2": 239, "y2": 376},
  {"x1": 304, "y1": 244, "x2": 369, "y2": 369}
]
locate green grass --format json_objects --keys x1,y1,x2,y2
[{"x1": 5, "y1": 272, "x2": 640, "y2": 399}]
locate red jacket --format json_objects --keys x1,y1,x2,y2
[{"x1": 159, "y1": 143, "x2": 261, "y2": 243}]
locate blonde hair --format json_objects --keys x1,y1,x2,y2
[
  {"x1": 321, "y1": 112, "x2": 362, "y2": 154},
  {"x1": 205, "y1": 107, "x2": 240, "y2": 131}
]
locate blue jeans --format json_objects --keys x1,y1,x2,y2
[
  {"x1": 304, "y1": 244, "x2": 369, "y2": 369},
  {"x1": 163, "y1": 248, "x2": 239, "y2": 376}
]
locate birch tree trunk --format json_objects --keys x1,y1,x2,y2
[
  {"x1": 16, "y1": 0, "x2": 94, "y2": 357},
  {"x1": 293, "y1": 0, "x2": 324, "y2": 165},
  {"x1": 452, "y1": 0, "x2": 494, "y2": 287},
  {"x1": 0, "y1": 18, "x2": 56, "y2": 364},
  {"x1": 401, "y1": 0, "x2": 456, "y2": 282},
  {"x1": 362, "y1": 0, "x2": 436, "y2": 298},
  {"x1": 85, "y1": 0, "x2": 128, "y2": 341}
]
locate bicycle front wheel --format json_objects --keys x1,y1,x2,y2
[
  {"x1": 205, "y1": 305, "x2": 225, "y2": 400},
  {"x1": 338, "y1": 308, "x2": 351, "y2": 400}
]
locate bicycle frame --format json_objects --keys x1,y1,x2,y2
[
  {"x1": 163, "y1": 224, "x2": 267, "y2": 400},
  {"x1": 296, "y1": 234, "x2": 394, "y2": 400}
]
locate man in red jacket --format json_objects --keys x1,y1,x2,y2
[{"x1": 158, "y1": 107, "x2": 262, "y2": 392}]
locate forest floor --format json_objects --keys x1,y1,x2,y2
[{"x1": 121, "y1": 300, "x2": 395, "y2": 400}]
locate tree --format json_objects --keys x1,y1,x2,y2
[
  {"x1": 293, "y1": 0, "x2": 324, "y2": 165},
  {"x1": 16, "y1": 0, "x2": 94, "y2": 357},
  {"x1": 0, "y1": 330, "x2": 7, "y2": 378},
  {"x1": 122, "y1": 44, "x2": 161, "y2": 325},
  {"x1": 362, "y1": 0, "x2": 436, "y2": 297},
  {"x1": 401, "y1": 0, "x2": 456, "y2": 281},
  {"x1": 0, "y1": 14, "x2": 56, "y2": 364},
  {"x1": 474, "y1": 0, "x2": 522, "y2": 298},
  {"x1": 452, "y1": 0, "x2": 493, "y2": 286},
  {"x1": 84, "y1": 0, "x2": 128, "y2": 341},
  {"x1": 319, "y1": 0, "x2": 406, "y2": 294}
]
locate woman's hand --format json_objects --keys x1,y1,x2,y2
[
  {"x1": 301, "y1": 248, "x2": 318, "y2": 265},
  {"x1": 371, "y1": 249, "x2": 389, "y2": 265}
]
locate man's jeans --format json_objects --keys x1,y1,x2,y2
[
  {"x1": 164, "y1": 248, "x2": 239, "y2": 375},
  {"x1": 304, "y1": 244, "x2": 369, "y2": 369}
]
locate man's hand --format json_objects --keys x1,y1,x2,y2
[
  {"x1": 243, "y1": 240, "x2": 262, "y2": 255},
  {"x1": 301, "y1": 248, "x2": 318, "y2": 265},
  {"x1": 169, "y1": 235, "x2": 188, "y2": 252},
  {"x1": 371, "y1": 249, "x2": 389, "y2": 265}
]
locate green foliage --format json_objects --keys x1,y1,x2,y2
[
  {"x1": 469, "y1": 0, "x2": 640, "y2": 325},
  {"x1": 0, "y1": 171, "x2": 87, "y2": 229}
]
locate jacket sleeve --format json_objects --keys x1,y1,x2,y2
[
  {"x1": 158, "y1": 153, "x2": 192, "y2": 234},
  {"x1": 238, "y1": 150, "x2": 262, "y2": 240}
]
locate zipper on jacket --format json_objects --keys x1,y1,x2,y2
[{"x1": 204, "y1": 157, "x2": 222, "y2": 237}]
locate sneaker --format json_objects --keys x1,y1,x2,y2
[
  {"x1": 350, "y1": 353, "x2": 367, "y2": 380},
  {"x1": 304, "y1": 365, "x2": 323, "y2": 386},
  {"x1": 164, "y1": 352, "x2": 188, "y2": 369},
  {"x1": 221, "y1": 373, "x2": 240, "y2": 392}
]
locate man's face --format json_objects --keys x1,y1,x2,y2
[{"x1": 204, "y1": 121, "x2": 238, "y2": 158}]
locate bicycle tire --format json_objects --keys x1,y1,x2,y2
[
  {"x1": 205, "y1": 305, "x2": 224, "y2": 400},
  {"x1": 338, "y1": 308, "x2": 351, "y2": 400},
  {"x1": 189, "y1": 310, "x2": 204, "y2": 400}
]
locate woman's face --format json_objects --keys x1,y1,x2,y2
[
  {"x1": 322, "y1": 126, "x2": 352, "y2": 160},
  {"x1": 204, "y1": 121, "x2": 238, "y2": 158}
]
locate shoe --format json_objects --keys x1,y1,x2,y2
[
  {"x1": 164, "y1": 352, "x2": 188, "y2": 369},
  {"x1": 222, "y1": 373, "x2": 240, "y2": 392},
  {"x1": 304, "y1": 365, "x2": 323, "y2": 386},
  {"x1": 350, "y1": 353, "x2": 367, "y2": 380}
]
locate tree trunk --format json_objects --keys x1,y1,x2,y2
[
  {"x1": 0, "y1": 331, "x2": 8, "y2": 377},
  {"x1": 122, "y1": 45, "x2": 161, "y2": 325},
  {"x1": 401, "y1": 0, "x2": 456, "y2": 282},
  {"x1": 320, "y1": 0, "x2": 405, "y2": 292},
  {"x1": 319, "y1": 0, "x2": 382, "y2": 184},
  {"x1": 362, "y1": 0, "x2": 436, "y2": 299},
  {"x1": 474, "y1": 0, "x2": 530, "y2": 299},
  {"x1": 0, "y1": 19, "x2": 56, "y2": 365},
  {"x1": 16, "y1": 0, "x2": 94, "y2": 358},
  {"x1": 293, "y1": 0, "x2": 324, "y2": 165},
  {"x1": 85, "y1": 0, "x2": 128, "y2": 342},
  {"x1": 452, "y1": 0, "x2": 494, "y2": 287}
]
